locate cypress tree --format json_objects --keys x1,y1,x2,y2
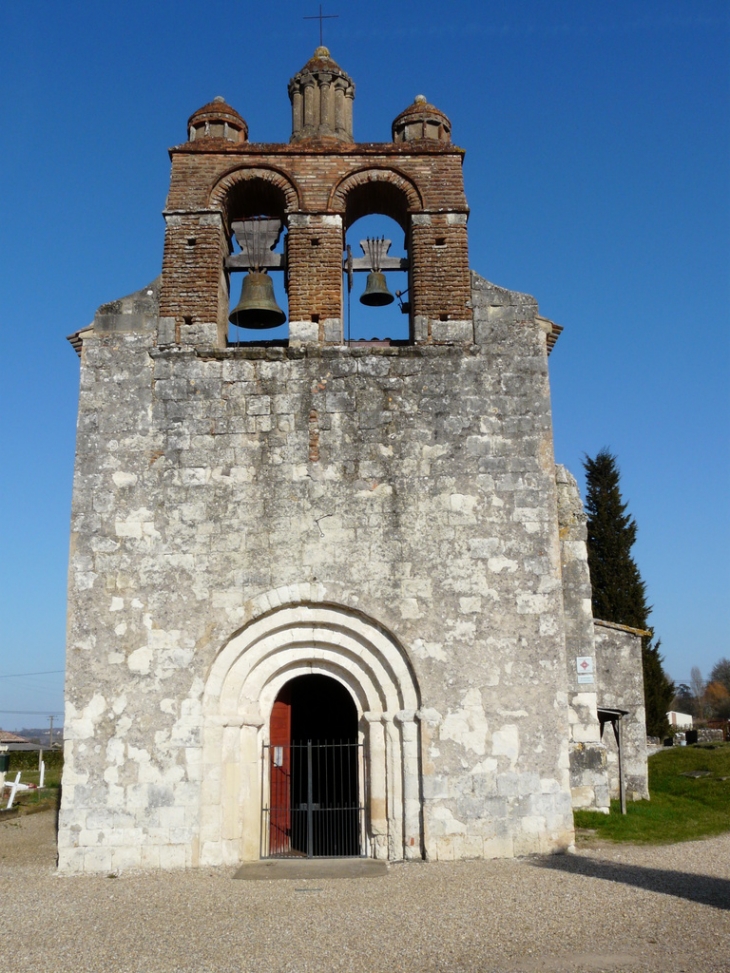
[
  {"x1": 583, "y1": 449, "x2": 674, "y2": 737},
  {"x1": 642, "y1": 639, "x2": 675, "y2": 736}
]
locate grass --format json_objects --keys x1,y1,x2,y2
[
  {"x1": 574, "y1": 742, "x2": 730, "y2": 843},
  {"x1": 13, "y1": 766, "x2": 63, "y2": 789}
]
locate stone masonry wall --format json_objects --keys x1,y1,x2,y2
[
  {"x1": 555, "y1": 466, "x2": 609, "y2": 812},
  {"x1": 594, "y1": 620, "x2": 650, "y2": 801},
  {"x1": 60, "y1": 271, "x2": 576, "y2": 872}
]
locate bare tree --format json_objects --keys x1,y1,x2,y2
[{"x1": 690, "y1": 666, "x2": 707, "y2": 720}]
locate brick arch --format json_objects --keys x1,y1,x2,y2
[
  {"x1": 209, "y1": 165, "x2": 301, "y2": 218},
  {"x1": 329, "y1": 167, "x2": 423, "y2": 227}
]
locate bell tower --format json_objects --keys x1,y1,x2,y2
[
  {"x1": 157, "y1": 48, "x2": 472, "y2": 348},
  {"x1": 63, "y1": 47, "x2": 615, "y2": 877}
]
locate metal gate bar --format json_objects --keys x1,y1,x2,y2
[{"x1": 262, "y1": 741, "x2": 365, "y2": 858}]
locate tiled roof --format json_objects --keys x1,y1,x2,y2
[{"x1": 0, "y1": 730, "x2": 31, "y2": 744}]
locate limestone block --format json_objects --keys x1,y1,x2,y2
[
  {"x1": 158, "y1": 317, "x2": 176, "y2": 344},
  {"x1": 422, "y1": 776, "x2": 449, "y2": 800},
  {"x1": 158, "y1": 845, "x2": 187, "y2": 870},
  {"x1": 57, "y1": 848, "x2": 86, "y2": 873},
  {"x1": 289, "y1": 321, "x2": 319, "y2": 344},
  {"x1": 435, "y1": 837, "x2": 457, "y2": 861},
  {"x1": 430, "y1": 319, "x2": 473, "y2": 343},
  {"x1": 482, "y1": 835, "x2": 514, "y2": 859},
  {"x1": 496, "y1": 774, "x2": 519, "y2": 798},
  {"x1": 85, "y1": 809, "x2": 115, "y2": 830},
  {"x1": 81, "y1": 847, "x2": 114, "y2": 873},
  {"x1": 139, "y1": 846, "x2": 161, "y2": 869},
  {"x1": 323, "y1": 318, "x2": 342, "y2": 343}
]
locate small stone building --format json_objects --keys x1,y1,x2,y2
[{"x1": 60, "y1": 49, "x2": 647, "y2": 873}]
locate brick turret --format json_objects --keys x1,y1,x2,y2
[
  {"x1": 288, "y1": 46, "x2": 355, "y2": 143},
  {"x1": 187, "y1": 97, "x2": 248, "y2": 144},
  {"x1": 392, "y1": 95, "x2": 451, "y2": 144}
]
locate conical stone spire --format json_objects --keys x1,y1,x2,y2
[{"x1": 288, "y1": 47, "x2": 355, "y2": 143}]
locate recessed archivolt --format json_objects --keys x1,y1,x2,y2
[
  {"x1": 228, "y1": 638, "x2": 392, "y2": 719},
  {"x1": 255, "y1": 658, "x2": 372, "y2": 722},
  {"x1": 204, "y1": 603, "x2": 420, "y2": 726},
  {"x1": 208, "y1": 165, "x2": 301, "y2": 217},
  {"x1": 329, "y1": 167, "x2": 423, "y2": 217}
]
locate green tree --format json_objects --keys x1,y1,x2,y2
[
  {"x1": 671, "y1": 683, "x2": 696, "y2": 716},
  {"x1": 583, "y1": 449, "x2": 674, "y2": 737}
]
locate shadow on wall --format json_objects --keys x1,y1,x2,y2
[{"x1": 531, "y1": 854, "x2": 730, "y2": 911}]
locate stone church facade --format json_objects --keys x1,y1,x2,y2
[{"x1": 60, "y1": 49, "x2": 647, "y2": 873}]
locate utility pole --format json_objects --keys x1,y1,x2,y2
[{"x1": 48, "y1": 714, "x2": 54, "y2": 749}]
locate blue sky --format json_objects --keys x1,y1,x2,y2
[{"x1": 0, "y1": 0, "x2": 727, "y2": 728}]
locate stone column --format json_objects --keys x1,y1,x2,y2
[
  {"x1": 416, "y1": 707, "x2": 441, "y2": 862},
  {"x1": 364, "y1": 713, "x2": 389, "y2": 859},
  {"x1": 334, "y1": 80, "x2": 346, "y2": 138},
  {"x1": 221, "y1": 722, "x2": 242, "y2": 851},
  {"x1": 303, "y1": 81, "x2": 316, "y2": 135},
  {"x1": 396, "y1": 711, "x2": 422, "y2": 859},
  {"x1": 291, "y1": 89, "x2": 303, "y2": 138},
  {"x1": 319, "y1": 77, "x2": 332, "y2": 135},
  {"x1": 226, "y1": 713, "x2": 265, "y2": 863},
  {"x1": 199, "y1": 720, "x2": 223, "y2": 866},
  {"x1": 384, "y1": 716, "x2": 404, "y2": 859},
  {"x1": 344, "y1": 87, "x2": 354, "y2": 138}
]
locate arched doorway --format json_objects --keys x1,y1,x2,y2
[
  {"x1": 200, "y1": 601, "x2": 423, "y2": 866},
  {"x1": 267, "y1": 675, "x2": 361, "y2": 858}
]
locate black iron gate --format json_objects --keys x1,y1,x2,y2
[{"x1": 262, "y1": 741, "x2": 365, "y2": 858}]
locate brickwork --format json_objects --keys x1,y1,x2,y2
[
  {"x1": 159, "y1": 213, "x2": 228, "y2": 346},
  {"x1": 410, "y1": 216, "x2": 471, "y2": 331},
  {"x1": 166, "y1": 147, "x2": 467, "y2": 214},
  {"x1": 160, "y1": 141, "x2": 470, "y2": 346},
  {"x1": 286, "y1": 215, "x2": 343, "y2": 337}
]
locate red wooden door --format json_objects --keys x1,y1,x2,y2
[{"x1": 269, "y1": 685, "x2": 292, "y2": 854}]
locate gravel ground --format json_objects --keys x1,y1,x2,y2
[{"x1": 1, "y1": 811, "x2": 728, "y2": 973}]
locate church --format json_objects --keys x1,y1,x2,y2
[{"x1": 60, "y1": 48, "x2": 648, "y2": 873}]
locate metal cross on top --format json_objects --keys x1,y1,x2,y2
[{"x1": 304, "y1": 4, "x2": 338, "y2": 46}]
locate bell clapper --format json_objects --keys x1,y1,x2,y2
[{"x1": 359, "y1": 237, "x2": 395, "y2": 307}]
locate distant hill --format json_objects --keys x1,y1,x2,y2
[{"x1": 18, "y1": 726, "x2": 64, "y2": 747}]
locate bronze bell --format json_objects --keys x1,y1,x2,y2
[
  {"x1": 229, "y1": 272, "x2": 286, "y2": 329},
  {"x1": 360, "y1": 271, "x2": 395, "y2": 307}
]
